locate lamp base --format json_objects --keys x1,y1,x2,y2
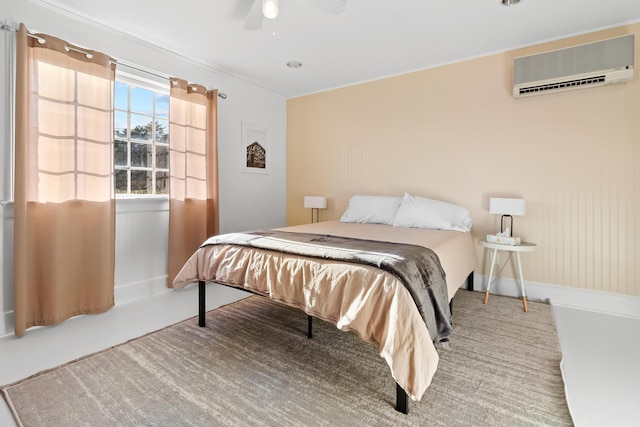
[
  {"x1": 500, "y1": 215, "x2": 513, "y2": 236},
  {"x1": 311, "y1": 208, "x2": 320, "y2": 223}
]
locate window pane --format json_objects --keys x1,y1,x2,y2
[
  {"x1": 156, "y1": 145, "x2": 169, "y2": 169},
  {"x1": 114, "y1": 82, "x2": 128, "y2": 111},
  {"x1": 114, "y1": 111, "x2": 128, "y2": 139},
  {"x1": 131, "y1": 170, "x2": 152, "y2": 194},
  {"x1": 115, "y1": 169, "x2": 128, "y2": 194},
  {"x1": 130, "y1": 114, "x2": 153, "y2": 141},
  {"x1": 130, "y1": 86, "x2": 153, "y2": 115},
  {"x1": 114, "y1": 140, "x2": 128, "y2": 166},
  {"x1": 156, "y1": 171, "x2": 169, "y2": 194},
  {"x1": 131, "y1": 143, "x2": 151, "y2": 167},
  {"x1": 156, "y1": 119, "x2": 169, "y2": 144},
  {"x1": 156, "y1": 94, "x2": 169, "y2": 119},
  {"x1": 114, "y1": 80, "x2": 170, "y2": 196}
]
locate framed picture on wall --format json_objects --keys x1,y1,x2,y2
[{"x1": 241, "y1": 121, "x2": 270, "y2": 174}]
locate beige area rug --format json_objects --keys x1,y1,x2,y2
[{"x1": 2, "y1": 290, "x2": 572, "y2": 426}]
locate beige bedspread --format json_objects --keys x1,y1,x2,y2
[{"x1": 172, "y1": 221, "x2": 476, "y2": 401}]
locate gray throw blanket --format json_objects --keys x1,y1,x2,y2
[{"x1": 201, "y1": 230, "x2": 452, "y2": 344}]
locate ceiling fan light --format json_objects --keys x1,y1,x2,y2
[{"x1": 262, "y1": 0, "x2": 279, "y2": 19}]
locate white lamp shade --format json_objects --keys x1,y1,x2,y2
[
  {"x1": 304, "y1": 196, "x2": 327, "y2": 209},
  {"x1": 489, "y1": 198, "x2": 526, "y2": 216}
]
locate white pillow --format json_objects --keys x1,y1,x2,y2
[
  {"x1": 340, "y1": 195, "x2": 402, "y2": 225},
  {"x1": 392, "y1": 193, "x2": 473, "y2": 232}
]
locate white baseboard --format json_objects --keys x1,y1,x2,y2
[
  {"x1": 114, "y1": 276, "x2": 170, "y2": 305},
  {"x1": 471, "y1": 273, "x2": 640, "y2": 320},
  {"x1": 0, "y1": 311, "x2": 12, "y2": 337}
]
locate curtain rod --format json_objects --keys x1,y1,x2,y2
[
  {"x1": 1, "y1": 23, "x2": 227, "y2": 99},
  {"x1": 117, "y1": 60, "x2": 227, "y2": 100}
]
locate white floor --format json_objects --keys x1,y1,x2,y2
[
  {"x1": 0, "y1": 287, "x2": 638, "y2": 426},
  {"x1": 552, "y1": 304, "x2": 640, "y2": 427}
]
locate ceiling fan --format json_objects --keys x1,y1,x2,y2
[{"x1": 243, "y1": 0, "x2": 347, "y2": 31}]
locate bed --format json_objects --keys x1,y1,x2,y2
[{"x1": 172, "y1": 195, "x2": 476, "y2": 414}]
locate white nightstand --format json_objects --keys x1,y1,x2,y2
[{"x1": 477, "y1": 238, "x2": 537, "y2": 312}]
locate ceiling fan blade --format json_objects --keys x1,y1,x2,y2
[
  {"x1": 243, "y1": 0, "x2": 264, "y2": 31},
  {"x1": 298, "y1": 0, "x2": 347, "y2": 15}
]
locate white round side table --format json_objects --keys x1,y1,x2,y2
[{"x1": 477, "y1": 239, "x2": 537, "y2": 312}]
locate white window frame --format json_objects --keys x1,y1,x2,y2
[{"x1": 114, "y1": 70, "x2": 170, "y2": 199}]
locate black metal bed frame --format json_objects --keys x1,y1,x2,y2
[{"x1": 197, "y1": 272, "x2": 474, "y2": 415}]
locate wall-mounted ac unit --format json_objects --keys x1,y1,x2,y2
[{"x1": 513, "y1": 34, "x2": 634, "y2": 98}]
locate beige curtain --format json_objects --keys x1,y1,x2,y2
[
  {"x1": 13, "y1": 24, "x2": 116, "y2": 336},
  {"x1": 167, "y1": 78, "x2": 219, "y2": 287}
]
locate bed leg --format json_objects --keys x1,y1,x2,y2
[
  {"x1": 307, "y1": 315, "x2": 313, "y2": 338},
  {"x1": 395, "y1": 383, "x2": 408, "y2": 414},
  {"x1": 198, "y1": 281, "x2": 206, "y2": 327},
  {"x1": 466, "y1": 271, "x2": 474, "y2": 291}
]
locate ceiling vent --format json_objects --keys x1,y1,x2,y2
[{"x1": 513, "y1": 35, "x2": 634, "y2": 98}]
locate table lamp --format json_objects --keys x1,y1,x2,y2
[{"x1": 304, "y1": 196, "x2": 326, "y2": 223}]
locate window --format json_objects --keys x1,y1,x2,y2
[{"x1": 113, "y1": 75, "x2": 169, "y2": 195}]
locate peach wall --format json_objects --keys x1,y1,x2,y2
[{"x1": 286, "y1": 24, "x2": 639, "y2": 297}]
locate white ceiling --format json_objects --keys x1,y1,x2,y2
[{"x1": 40, "y1": 0, "x2": 640, "y2": 98}]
